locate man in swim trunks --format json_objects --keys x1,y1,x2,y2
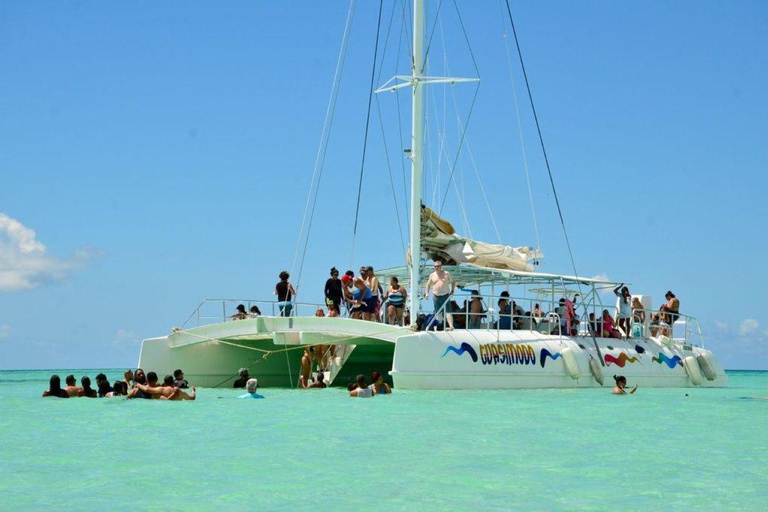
[{"x1": 425, "y1": 259, "x2": 455, "y2": 330}]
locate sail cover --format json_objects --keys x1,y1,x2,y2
[{"x1": 418, "y1": 206, "x2": 542, "y2": 272}]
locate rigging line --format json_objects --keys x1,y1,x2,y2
[
  {"x1": 396, "y1": 2, "x2": 410, "y2": 223},
  {"x1": 436, "y1": 25, "x2": 501, "y2": 243},
  {"x1": 403, "y1": 0, "x2": 414, "y2": 70},
  {"x1": 503, "y1": 0, "x2": 580, "y2": 277},
  {"x1": 350, "y1": 0, "x2": 385, "y2": 263},
  {"x1": 497, "y1": 0, "x2": 541, "y2": 255},
  {"x1": 437, "y1": 82, "x2": 481, "y2": 215},
  {"x1": 291, "y1": 0, "x2": 357, "y2": 286},
  {"x1": 464, "y1": 140, "x2": 503, "y2": 243},
  {"x1": 372, "y1": 0, "x2": 407, "y2": 254},
  {"x1": 375, "y1": 95, "x2": 407, "y2": 255},
  {"x1": 445, "y1": 143, "x2": 473, "y2": 238},
  {"x1": 375, "y1": 0, "x2": 399, "y2": 84},
  {"x1": 421, "y1": 0, "x2": 444, "y2": 73},
  {"x1": 451, "y1": 0, "x2": 480, "y2": 77}
]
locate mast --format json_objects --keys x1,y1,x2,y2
[{"x1": 408, "y1": 0, "x2": 425, "y2": 321}]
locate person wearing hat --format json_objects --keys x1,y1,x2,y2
[
  {"x1": 233, "y1": 368, "x2": 250, "y2": 388},
  {"x1": 238, "y1": 378, "x2": 264, "y2": 399}
]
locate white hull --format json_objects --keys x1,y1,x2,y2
[{"x1": 139, "y1": 317, "x2": 727, "y2": 389}]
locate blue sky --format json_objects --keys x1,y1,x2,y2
[{"x1": 1, "y1": 1, "x2": 767, "y2": 370}]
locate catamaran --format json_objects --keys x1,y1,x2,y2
[{"x1": 138, "y1": 1, "x2": 726, "y2": 389}]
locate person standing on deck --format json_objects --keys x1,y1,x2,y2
[
  {"x1": 275, "y1": 271, "x2": 296, "y2": 317},
  {"x1": 364, "y1": 266, "x2": 383, "y2": 322},
  {"x1": 324, "y1": 267, "x2": 343, "y2": 317},
  {"x1": 425, "y1": 259, "x2": 455, "y2": 330}
]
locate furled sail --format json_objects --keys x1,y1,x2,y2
[{"x1": 418, "y1": 205, "x2": 542, "y2": 271}]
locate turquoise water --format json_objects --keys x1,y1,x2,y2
[{"x1": 2, "y1": 370, "x2": 767, "y2": 510}]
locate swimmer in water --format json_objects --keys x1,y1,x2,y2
[{"x1": 612, "y1": 375, "x2": 637, "y2": 394}]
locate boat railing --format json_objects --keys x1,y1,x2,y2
[
  {"x1": 417, "y1": 292, "x2": 705, "y2": 346},
  {"x1": 180, "y1": 299, "x2": 328, "y2": 329}
]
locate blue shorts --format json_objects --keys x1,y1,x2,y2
[{"x1": 433, "y1": 294, "x2": 451, "y2": 319}]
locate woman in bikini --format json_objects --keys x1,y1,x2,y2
[{"x1": 383, "y1": 276, "x2": 407, "y2": 325}]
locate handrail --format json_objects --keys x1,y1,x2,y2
[
  {"x1": 177, "y1": 295, "x2": 704, "y2": 347},
  {"x1": 181, "y1": 299, "x2": 328, "y2": 329}
]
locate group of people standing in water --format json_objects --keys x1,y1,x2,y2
[{"x1": 42, "y1": 368, "x2": 195, "y2": 400}]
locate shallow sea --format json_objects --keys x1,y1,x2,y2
[{"x1": 1, "y1": 369, "x2": 767, "y2": 510}]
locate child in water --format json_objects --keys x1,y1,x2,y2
[{"x1": 612, "y1": 375, "x2": 637, "y2": 394}]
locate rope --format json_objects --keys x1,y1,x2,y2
[
  {"x1": 291, "y1": 0, "x2": 357, "y2": 289},
  {"x1": 397, "y1": 2, "x2": 410, "y2": 223},
  {"x1": 374, "y1": 0, "x2": 408, "y2": 255},
  {"x1": 436, "y1": 83, "x2": 481, "y2": 214},
  {"x1": 497, "y1": 0, "x2": 541, "y2": 256},
  {"x1": 350, "y1": 0, "x2": 385, "y2": 264},
  {"x1": 421, "y1": 0, "x2": 444, "y2": 73},
  {"x1": 503, "y1": 0, "x2": 579, "y2": 278}
]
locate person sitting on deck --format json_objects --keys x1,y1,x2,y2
[
  {"x1": 450, "y1": 300, "x2": 466, "y2": 329},
  {"x1": 632, "y1": 297, "x2": 645, "y2": 332},
  {"x1": 239, "y1": 378, "x2": 264, "y2": 398},
  {"x1": 231, "y1": 304, "x2": 248, "y2": 321},
  {"x1": 588, "y1": 312, "x2": 603, "y2": 337},
  {"x1": 649, "y1": 313, "x2": 669, "y2": 337},
  {"x1": 249, "y1": 305, "x2": 262, "y2": 318},
  {"x1": 299, "y1": 372, "x2": 327, "y2": 389},
  {"x1": 42, "y1": 375, "x2": 70, "y2": 398},
  {"x1": 532, "y1": 303, "x2": 544, "y2": 318},
  {"x1": 468, "y1": 290, "x2": 486, "y2": 329},
  {"x1": 498, "y1": 292, "x2": 513, "y2": 330},
  {"x1": 660, "y1": 291, "x2": 680, "y2": 326},
  {"x1": 601, "y1": 310, "x2": 622, "y2": 339},
  {"x1": 370, "y1": 371, "x2": 391, "y2": 394},
  {"x1": 233, "y1": 368, "x2": 250, "y2": 389},
  {"x1": 349, "y1": 374, "x2": 374, "y2": 397},
  {"x1": 551, "y1": 299, "x2": 568, "y2": 335}
]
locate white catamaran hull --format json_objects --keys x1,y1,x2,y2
[{"x1": 138, "y1": 316, "x2": 727, "y2": 389}]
